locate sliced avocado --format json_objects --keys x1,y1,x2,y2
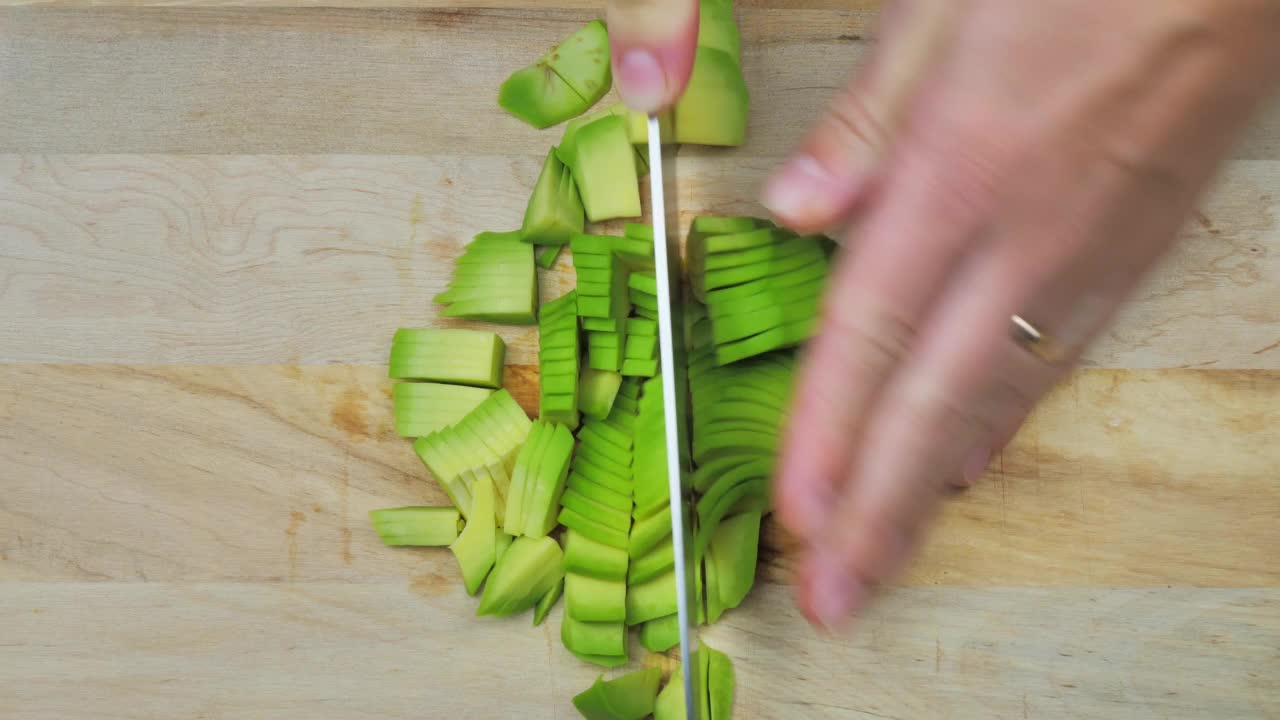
[
  {"x1": 673, "y1": 47, "x2": 749, "y2": 146},
  {"x1": 449, "y1": 476, "x2": 497, "y2": 595},
  {"x1": 523, "y1": 422, "x2": 576, "y2": 537},
  {"x1": 563, "y1": 528, "x2": 630, "y2": 580},
  {"x1": 625, "y1": 569, "x2": 677, "y2": 625},
  {"x1": 565, "y1": 572, "x2": 627, "y2": 623},
  {"x1": 546, "y1": 19, "x2": 613, "y2": 107},
  {"x1": 639, "y1": 614, "x2": 681, "y2": 653},
  {"x1": 498, "y1": 20, "x2": 611, "y2": 129},
  {"x1": 522, "y1": 148, "x2": 585, "y2": 246},
  {"x1": 369, "y1": 506, "x2": 461, "y2": 546},
  {"x1": 561, "y1": 614, "x2": 627, "y2": 657},
  {"x1": 533, "y1": 576, "x2": 564, "y2": 626},
  {"x1": 477, "y1": 535, "x2": 564, "y2": 616}
]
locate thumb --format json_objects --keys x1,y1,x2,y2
[{"x1": 607, "y1": 0, "x2": 700, "y2": 113}]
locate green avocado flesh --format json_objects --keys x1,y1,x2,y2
[
  {"x1": 477, "y1": 535, "x2": 564, "y2": 617},
  {"x1": 369, "y1": 506, "x2": 461, "y2": 546},
  {"x1": 435, "y1": 231, "x2": 537, "y2": 324},
  {"x1": 450, "y1": 475, "x2": 497, "y2": 595},
  {"x1": 523, "y1": 147, "x2": 585, "y2": 246},
  {"x1": 389, "y1": 328, "x2": 506, "y2": 387},
  {"x1": 392, "y1": 382, "x2": 493, "y2": 438},
  {"x1": 499, "y1": 20, "x2": 612, "y2": 129},
  {"x1": 651, "y1": 644, "x2": 734, "y2": 720},
  {"x1": 572, "y1": 667, "x2": 662, "y2": 720}
]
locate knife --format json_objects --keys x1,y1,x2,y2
[{"x1": 646, "y1": 113, "x2": 698, "y2": 718}]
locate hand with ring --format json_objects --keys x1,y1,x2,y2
[
  {"x1": 760, "y1": 0, "x2": 1280, "y2": 629},
  {"x1": 606, "y1": 0, "x2": 1280, "y2": 630}
]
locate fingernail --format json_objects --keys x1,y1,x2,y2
[
  {"x1": 809, "y1": 552, "x2": 865, "y2": 629},
  {"x1": 616, "y1": 49, "x2": 666, "y2": 113},
  {"x1": 960, "y1": 448, "x2": 991, "y2": 487}
]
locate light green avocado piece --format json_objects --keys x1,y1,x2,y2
[
  {"x1": 533, "y1": 576, "x2": 564, "y2": 626},
  {"x1": 389, "y1": 329, "x2": 506, "y2": 388},
  {"x1": 558, "y1": 103, "x2": 629, "y2": 168},
  {"x1": 499, "y1": 20, "x2": 611, "y2": 131},
  {"x1": 537, "y1": 244, "x2": 565, "y2": 269},
  {"x1": 705, "y1": 644, "x2": 735, "y2": 720},
  {"x1": 629, "y1": 504, "x2": 672, "y2": 559},
  {"x1": 503, "y1": 421, "x2": 549, "y2": 535},
  {"x1": 523, "y1": 148, "x2": 585, "y2": 246},
  {"x1": 559, "y1": 506, "x2": 631, "y2": 549},
  {"x1": 561, "y1": 615, "x2": 627, "y2": 658},
  {"x1": 477, "y1": 535, "x2": 564, "y2": 616},
  {"x1": 495, "y1": 529, "x2": 514, "y2": 565},
  {"x1": 523, "y1": 422, "x2": 576, "y2": 537},
  {"x1": 653, "y1": 649, "x2": 709, "y2": 720},
  {"x1": 546, "y1": 19, "x2": 613, "y2": 109},
  {"x1": 625, "y1": 569, "x2": 677, "y2": 625},
  {"x1": 449, "y1": 476, "x2": 497, "y2": 595},
  {"x1": 563, "y1": 528, "x2": 630, "y2": 580},
  {"x1": 580, "y1": 367, "x2": 624, "y2": 419},
  {"x1": 561, "y1": 489, "x2": 632, "y2": 531},
  {"x1": 565, "y1": 572, "x2": 627, "y2": 623},
  {"x1": 695, "y1": 478, "x2": 768, "y2": 560},
  {"x1": 413, "y1": 432, "x2": 472, "y2": 519},
  {"x1": 639, "y1": 614, "x2": 681, "y2": 653},
  {"x1": 627, "y1": 536, "x2": 674, "y2": 584},
  {"x1": 599, "y1": 667, "x2": 663, "y2": 720},
  {"x1": 697, "y1": 0, "x2": 741, "y2": 62},
  {"x1": 499, "y1": 61, "x2": 592, "y2": 129},
  {"x1": 392, "y1": 383, "x2": 493, "y2": 438},
  {"x1": 369, "y1": 506, "x2": 461, "y2": 546},
  {"x1": 572, "y1": 677, "x2": 615, "y2": 720},
  {"x1": 708, "y1": 511, "x2": 761, "y2": 619},
  {"x1": 571, "y1": 115, "x2": 642, "y2": 221},
  {"x1": 674, "y1": 47, "x2": 749, "y2": 146}
]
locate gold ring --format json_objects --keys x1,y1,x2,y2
[{"x1": 1010, "y1": 314, "x2": 1065, "y2": 364}]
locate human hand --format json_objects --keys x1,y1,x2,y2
[
  {"x1": 606, "y1": 0, "x2": 700, "y2": 112},
  {"x1": 767, "y1": 0, "x2": 1280, "y2": 629}
]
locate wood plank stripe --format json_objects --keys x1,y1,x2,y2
[
  {"x1": 2, "y1": 365, "x2": 1276, "y2": 586},
  {"x1": 4, "y1": 155, "x2": 1277, "y2": 368},
  {"x1": 3, "y1": 8, "x2": 1278, "y2": 159},
  {"x1": 0, "y1": 583, "x2": 1275, "y2": 719}
]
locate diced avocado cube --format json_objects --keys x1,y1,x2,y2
[
  {"x1": 579, "y1": 367, "x2": 624, "y2": 420},
  {"x1": 565, "y1": 572, "x2": 627, "y2": 623},
  {"x1": 571, "y1": 116, "x2": 642, "y2": 221},
  {"x1": 583, "y1": 316, "x2": 626, "y2": 333},
  {"x1": 503, "y1": 421, "x2": 550, "y2": 535},
  {"x1": 674, "y1": 47, "x2": 749, "y2": 146},
  {"x1": 561, "y1": 615, "x2": 627, "y2": 660},
  {"x1": 639, "y1": 614, "x2": 680, "y2": 653},
  {"x1": 369, "y1": 506, "x2": 461, "y2": 546},
  {"x1": 558, "y1": 103, "x2": 628, "y2": 168},
  {"x1": 707, "y1": 511, "x2": 761, "y2": 618}
]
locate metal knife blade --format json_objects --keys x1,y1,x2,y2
[{"x1": 646, "y1": 113, "x2": 698, "y2": 718}]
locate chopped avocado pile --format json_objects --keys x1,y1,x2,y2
[
  {"x1": 361, "y1": 1, "x2": 828, "y2": 715},
  {"x1": 435, "y1": 230, "x2": 538, "y2": 324}
]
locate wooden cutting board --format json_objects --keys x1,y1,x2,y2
[{"x1": 1, "y1": 4, "x2": 1277, "y2": 719}]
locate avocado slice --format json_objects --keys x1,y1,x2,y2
[
  {"x1": 498, "y1": 20, "x2": 612, "y2": 129},
  {"x1": 563, "y1": 528, "x2": 630, "y2": 580},
  {"x1": 533, "y1": 576, "x2": 564, "y2": 626},
  {"x1": 450, "y1": 476, "x2": 497, "y2": 595},
  {"x1": 571, "y1": 115, "x2": 642, "y2": 221},
  {"x1": 477, "y1": 535, "x2": 564, "y2": 616},
  {"x1": 522, "y1": 148, "x2": 585, "y2": 246},
  {"x1": 674, "y1": 46, "x2": 749, "y2": 146},
  {"x1": 369, "y1": 506, "x2": 461, "y2": 546}
]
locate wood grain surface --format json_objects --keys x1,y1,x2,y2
[{"x1": 2, "y1": 3, "x2": 1278, "y2": 719}]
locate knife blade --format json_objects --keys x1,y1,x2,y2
[{"x1": 646, "y1": 113, "x2": 698, "y2": 718}]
